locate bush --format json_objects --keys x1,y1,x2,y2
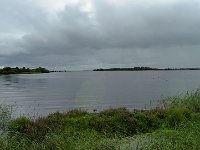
[
  {"x1": 7, "y1": 110, "x2": 89, "y2": 140},
  {"x1": 46, "y1": 112, "x2": 66, "y2": 130},
  {"x1": 8, "y1": 117, "x2": 32, "y2": 137},
  {"x1": 90, "y1": 108, "x2": 137, "y2": 135},
  {"x1": 163, "y1": 108, "x2": 192, "y2": 128},
  {"x1": 133, "y1": 112, "x2": 161, "y2": 133},
  {"x1": 8, "y1": 114, "x2": 65, "y2": 140}
]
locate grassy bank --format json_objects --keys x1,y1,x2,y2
[{"x1": 1, "y1": 90, "x2": 200, "y2": 150}]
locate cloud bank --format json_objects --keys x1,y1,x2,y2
[{"x1": 0, "y1": 0, "x2": 200, "y2": 70}]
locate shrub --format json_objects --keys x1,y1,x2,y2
[
  {"x1": 163, "y1": 108, "x2": 192, "y2": 128},
  {"x1": 8, "y1": 117, "x2": 32, "y2": 136},
  {"x1": 46, "y1": 112, "x2": 66, "y2": 130},
  {"x1": 133, "y1": 112, "x2": 161, "y2": 133},
  {"x1": 8, "y1": 114, "x2": 66, "y2": 140},
  {"x1": 90, "y1": 108, "x2": 137, "y2": 135},
  {"x1": 89, "y1": 115, "x2": 109, "y2": 132}
]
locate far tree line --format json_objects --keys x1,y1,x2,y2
[
  {"x1": 93, "y1": 67, "x2": 200, "y2": 71},
  {"x1": 0, "y1": 67, "x2": 50, "y2": 74}
]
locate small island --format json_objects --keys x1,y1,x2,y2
[
  {"x1": 93, "y1": 67, "x2": 200, "y2": 71},
  {"x1": 0, "y1": 67, "x2": 50, "y2": 75}
]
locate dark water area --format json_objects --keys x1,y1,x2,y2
[{"x1": 1, "y1": 71, "x2": 200, "y2": 118}]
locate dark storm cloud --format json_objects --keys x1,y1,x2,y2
[{"x1": 0, "y1": 0, "x2": 200, "y2": 69}]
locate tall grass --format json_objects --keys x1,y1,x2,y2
[
  {"x1": 119, "y1": 121, "x2": 200, "y2": 150},
  {"x1": 160, "y1": 89, "x2": 200, "y2": 112},
  {"x1": 0, "y1": 90, "x2": 200, "y2": 149},
  {"x1": 139, "y1": 121, "x2": 200, "y2": 150},
  {"x1": 0, "y1": 105, "x2": 11, "y2": 132}
]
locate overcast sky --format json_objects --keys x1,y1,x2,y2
[{"x1": 0, "y1": 0, "x2": 200, "y2": 70}]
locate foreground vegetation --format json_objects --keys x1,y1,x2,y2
[
  {"x1": 1, "y1": 90, "x2": 200, "y2": 149},
  {"x1": 0, "y1": 67, "x2": 50, "y2": 74}
]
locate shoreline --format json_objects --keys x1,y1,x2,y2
[
  {"x1": 0, "y1": 67, "x2": 50, "y2": 75},
  {"x1": 1, "y1": 90, "x2": 200, "y2": 149}
]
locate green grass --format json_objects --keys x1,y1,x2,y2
[
  {"x1": 141, "y1": 122, "x2": 200, "y2": 150},
  {"x1": 1, "y1": 90, "x2": 200, "y2": 149},
  {"x1": 118, "y1": 121, "x2": 200, "y2": 150}
]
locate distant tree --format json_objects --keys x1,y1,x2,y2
[
  {"x1": 35, "y1": 67, "x2": 50, "y2": 73},
  {"x1": 0, "y1": 67, "x2": 50, "y2": 74},
  {"x1": 14, "y1": 67, "x2": 20, "y2": 73},
  {"x1": 2, "y1": 67, "x2": 12, "y2": 74},
  {"x1": 3, "y1": 67, "x2": 11, "y2": 72}
]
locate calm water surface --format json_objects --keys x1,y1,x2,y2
[{"x1": 1, "y1": 71, "x2": 200, "y2": 117}]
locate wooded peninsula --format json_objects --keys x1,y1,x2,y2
[{"x1": 0, "y1": 67, "x2": 50, "y2": 74}]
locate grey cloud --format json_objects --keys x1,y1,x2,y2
[
  {"x1": 0, "y1": 0, "x2": 47, "y2": 33},
  {"x1": 0, "y1": 0, "x2": 200, "y2": 69},
  {"x1": 93, "y1": 0, "x2": 200, "y2": 48}
]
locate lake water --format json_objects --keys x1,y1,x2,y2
[{"x1": 1, "y1": 71, "x2": 200, "y2": 118}]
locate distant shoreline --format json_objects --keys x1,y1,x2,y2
[
  {"x1": 0, "y1": 67, "x2": 50, "y2": 75},
  {"x1": 93, "y1": 67, "x2": 200, "y2": 71}
]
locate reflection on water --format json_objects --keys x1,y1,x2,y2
[
  {"x1": 1, "y1": 71, "x2": 200, "y2": 118},
  {"x1": 2, "y1": 75, "x2": 19, "y2": 86}
]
